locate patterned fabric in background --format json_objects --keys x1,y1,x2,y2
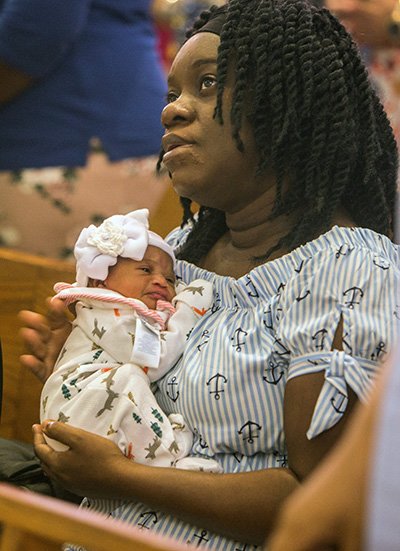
[{"x1": 0, "y1": 145, "x2": 170, "y2": 260}]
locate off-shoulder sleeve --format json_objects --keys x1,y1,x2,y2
[
  {"x1": 276, "y1": 245, "x2": 400, "y2": 439},
  {"x1": 0, "y1": 0, "x2": 90, "y2": 77}
]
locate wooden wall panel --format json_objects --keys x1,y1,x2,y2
[{"x1": 0, "y1": 248, "x2": 75, "y2": 443}]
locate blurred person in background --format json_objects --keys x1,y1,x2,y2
[{"x1": 0, "y1": 0, "x2": 169, "y2": 259}]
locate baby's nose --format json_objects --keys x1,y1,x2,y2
[{"x1": 152, "y1": 273, "x2": 168, "y2": 287}]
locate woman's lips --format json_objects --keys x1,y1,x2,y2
[
  {"x1": 167, "y1": 143, "x2": 181, "y2": 152},
  {"x1": 162, "y1": 134, "x2": 194, "y2": 162},
  {"x1": 162, "y1": 143, "x2": 192, "y2": 162}
]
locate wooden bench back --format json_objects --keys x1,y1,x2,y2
[{"x1": 0, "y1": 482, "x2": 187, "y2": 551}]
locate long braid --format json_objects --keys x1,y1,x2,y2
[
  {"x1": 170, "y1": 0, "x2": 397, "y2": 264},
  {"x1": 228, "y1": 1, "x2": 255, "y2": 152},
  {"x1": 212, "y1": 2, "x2": 242, "y2": 125}
]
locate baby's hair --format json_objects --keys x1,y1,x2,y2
[{"x1": 161, "y1": 0, "x2": 398, "y2": 264}]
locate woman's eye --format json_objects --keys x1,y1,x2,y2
[
  {"x1": 200, "y1": 75, "x2": 216, "y2": 91},
  {"x1": 166, "y1": 91, "x2": 179, "y2": 104}
]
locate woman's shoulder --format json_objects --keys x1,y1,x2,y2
[
  {"x1": 167, "y1": 225, "x2": 399, "y2": 289},
  {"x1": 166, "y1": 220, "x2": 210, "y2": 284},
  {"x1": 252, "y1": 225, "x2": 399, "y2": 296},
  {"x1": 256, "y1": 225, "x2": 398, "y2": 274}
]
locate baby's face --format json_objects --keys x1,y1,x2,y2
[{"x1": 101, "y1": 246, "x2": 176, "y2": 309}]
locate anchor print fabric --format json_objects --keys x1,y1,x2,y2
[
  {"x1": 41, "y1": 280, "x2": 214, "y2": 469},
  {"x1": 77, "y1": 225, "x2": 400, "y2": 551}
]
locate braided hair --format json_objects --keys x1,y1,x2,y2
[{"x1": 162, "y1": 0, "x2": 398, "y2": 264}]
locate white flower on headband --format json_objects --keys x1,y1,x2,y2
[{"x1": 87, "y1": 220, "x2": 127, "y2": 257}]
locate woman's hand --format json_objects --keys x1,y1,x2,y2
[
  {"x1": 33, "y1": 421, "x2": 128, "y2": 498},
  {"x1": 19, "y1": 297, "x2": 72, "y2": 383},
  {"x1": 325, "y1": 0, "x2": 397, "y2": 47}
]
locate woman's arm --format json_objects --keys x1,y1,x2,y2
[
  {"x1": 34, "y1": 421, "x2": 299, "y2": 546},
  {"x1": 279, "y1": 244, "x2": 398, "y2": 481},
  {"x1": 284, "y1": 371, "x2": 359, "y2": 481}
]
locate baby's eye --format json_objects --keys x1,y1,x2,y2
[
  {"x1": 200, "y1": 75, "x2": 217, "y2": 91},
  {"x1": 166, "y1": 277, "x2": 175, "y2": 285},
  {"x1": 140, "y1": 267, "x2": 151, "y2": 273}
]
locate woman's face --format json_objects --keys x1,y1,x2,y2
[{"x1": 161, "y1": 33, "x2": 265, "y2": 213}]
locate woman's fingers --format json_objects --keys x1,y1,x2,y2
[
  {"x1": 46, "y1": 296, "x2": 72, "y2": 331},
  {"x1": 42, "y1": 420, "x2": 85, "y2": 448},
  {"x1": 19, "y1": 311, "x2": 50, "y2": 352},
  {"x1": 19, "y1": 298, "x2": 73, "y2": 383},
  {"x1": 33, "y1": 422, "x2": 86, "y2": 492},
  {"x1": 33, "y1": 421, "x2": 127, "y2": 498},
  {"x1": 32, "y1": 423, "x2": 60, "y2": 480},
  {"x1": 20, "y1": 352, "x2": 50, "y2": 384}
]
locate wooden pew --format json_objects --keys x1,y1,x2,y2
[{"x1": 0, "y1": 482, "x2": 189, "y2": 551}]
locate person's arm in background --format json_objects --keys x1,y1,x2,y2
[
  {"x1": 0, "y1": 59, "x2": 33, "y2": 104},
  {"x1": 266, "y1": 344, "x2": 397, "y2": 551},
  {"x1": 0, "y1": 0, "x2": 91, "y2": 105},
  {"x1": 323, "y1": 0, "x2": 398, "y2": 47}
]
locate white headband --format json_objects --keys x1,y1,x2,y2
[{"x1": 74, "y1": 209, "x2": 176, "y2": 287}]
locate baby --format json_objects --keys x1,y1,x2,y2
[{"x1": 40, "y1": 209, "x2": 222, "y2": 473}]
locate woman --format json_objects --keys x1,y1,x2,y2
[{"x1": 20, "y1": 1, "x2": 400, "y2": 549}]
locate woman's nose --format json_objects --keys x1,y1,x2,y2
[{"x1": 161, "y1": 97, "x2": 194, "y2": 129}]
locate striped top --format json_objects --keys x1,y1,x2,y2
[{"x1": 75, "y1": 225, "x2": 400, "y2": 551}]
